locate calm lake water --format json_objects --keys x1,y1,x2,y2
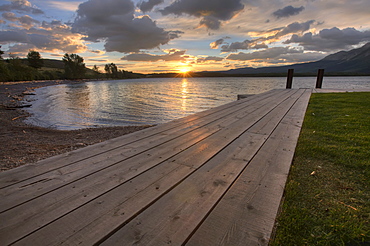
[{"x1": 24, "y1": 77, "x2": 370, "y2": 130}]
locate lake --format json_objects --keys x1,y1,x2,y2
[{"x1": 24, "y1": 76, "x2": 370, "y2": 130}]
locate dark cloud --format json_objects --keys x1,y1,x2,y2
[
  {"x1": 210, "y1": 37, "x2": 230, "y2": 49},
  {"x1": 5, "y1": 43, "x2": 34, "y2": 55},
  {"x1": 240, "y1": 49, "x2": 326, "y2": 65},
  {"x1": 72, "y1": 0, "x2": 182, "y2": 53},
  {"x1": 41, "y1": 20, "x2": 63, "y2": 29},
  {"x1": 272, "y1": 5, "x2": 304, "y2": 19},
  {"x1": 221, "y1": 40, "x2": 251, "y2": 52},
  {"x1": 0, "y1": 30, "x2": 28, "y2": 42},
  {"x1": 197, "y1": 56, "x2": 224, "y2": 63},
  {"x1": 2, "y1": 12, "x2": 18, "y2": 22},
  {"x1": 2, "y1": 12, "x2": 40, "y2": 28},
  {"x1": 199, "y1": 16, "x2": 221, "y2": 30},
  {"x1": 277, "y1": 20, "x2": 314, "y2": 37},
  {"x1": 159, "y1": 0, "x2": 244, "y2": 30},
  {"x1": 88, "y1": 59, "x2": 108, "y2": 62},
  {"x1": 0, "y1": 0, "x2": 44, "y2": 15},
  {"x1": 138, "y1": 0, "x2": 164, "y2": 12},
  {"x1": 218, "y1": 20, "x2": 314, "y2": 52},
  {"x1": 226, "y1": 47, "x2": 303, "y2": 61},
  {"x1": 284, "y1": 27, "x2": 370, "y2": 51},
  {"x1": 18, "y1": 15, "x2": 38, "y2": 27},
  {"x1": 0, "y1": 20, "x2": 87, "y2": 54},
  {"x1": 210, "y1": 38, "x2": 225, "y2": 49},
  {"x1": 89, "y1": 50, "x2": 105, "y2": 54},
  {"x1": 121, "y1": 50, "x2": 186, "y2": 61},
  {"x1": 220, "y1": 40, "x2": 268, "y2": 52},
  {"x1": 251, "y1": 20, "x2": 314, "y2": 40}
]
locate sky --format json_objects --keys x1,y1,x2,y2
[{"x1": 0, "y1": 0, "x2": 370, "y2": 74}]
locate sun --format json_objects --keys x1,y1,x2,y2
[
  {"x1": 177, "y1": 67, "x2": 192, "y2": 77},
  {"x1": 179, "y1": 67, "x2": 191, "y2": 74}
]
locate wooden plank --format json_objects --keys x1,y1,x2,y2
[
  {"x1": 11, "y1": 134, "x2": 266, "y2": 246},
  {"x1": 97, "y1": 90, "x2": 308, "y2": 246},
  {"x1": 0, "y1": 90, "x2": 291, "y2": 213},
  {"x1": 96, "y1": 134, "x2": 268, "y2": 246},
  {"x1": 4, "y1": 90, "x2": 297, "y2": 245},
  {"x1": 0, "y1": 124, "x2": 220, "y2": 212},
  {"x1": 1, "y1": 89, "x2": 289, "y2": 197},
  {"x1": 185, "y1": 89, "x2": 312, "y2": 246},
  {"x1": 247, "y1": 89, "x2": 305, "y2": 135},
  {"x1": 0, "y1": 89, "x2": 280, "y2": 189}
]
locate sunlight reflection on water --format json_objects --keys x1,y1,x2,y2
[{"x1": 23, "y1": 77, "x2": 370, "y2": 130}]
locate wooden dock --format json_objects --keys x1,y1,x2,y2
[{"x1": 0, "y1": 89, "x2": 312, "y2": 245}]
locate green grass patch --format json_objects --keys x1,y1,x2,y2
[{"x1": 272, "y1": 92, "x2": 370, "y2": 246}]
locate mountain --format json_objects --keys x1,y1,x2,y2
[{"x1": 220, "y1": 42, "x2": 370, "y2": 75}]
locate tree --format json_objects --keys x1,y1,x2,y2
[
  {"x1": 7, "y1": 53, "x2": 37, "y2": 81},
  {"x1": 62, "y1": 53, "x2": 86, "y2": 79},
  {"x1": 0, "y1": 46, "x2": 4, "y2": 60},
  {"x1": 105, "y1": 63, "x2": 119, "y2": 78},
  {"x1": 0, "y1": 47, "x2": 10, "y2": 81},
  {"x1": 8, "y1": 53, "x2": 23, "y2": 67},
  {"x1": 27, "y1": 50, "x2": 43, "y2": 69},
  {"x1": 92, "y1": 65, "x2": 100, "y2": 73}
]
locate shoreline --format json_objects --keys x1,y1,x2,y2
[
  {"x1": 2, "y1": 79, "x2": 369, "y2": 172},
  {"x1": 0, "y1": 80, "x2": 152, "y2": 172}
]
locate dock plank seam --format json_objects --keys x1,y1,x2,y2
[
  {"x1": 0, "y1": 89, "x2": 284, "y2": 189},
  {"x1": 0, "y1": 89, "x2": 312, "y2": 246}
]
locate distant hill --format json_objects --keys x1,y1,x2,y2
[
  {"x1": 219, "y1": 42, "x2": 370, "y2": 76},
  {"x1": 18, "y1": 58, "x2": 79, "y2": 70},
  {"x1": 42, "y1": 59, "x2": 65, "y2": 69}
]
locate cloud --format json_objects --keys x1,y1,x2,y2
[
  {"x1": 137, "y1": 0, "x2": 164, "y2": 12},
  {"x1": 210, "y1": 37, "x2": 231, "y2": 49},
  {"x1": 46, "y1": 1, "x2": 81, "y2": 12},
  {"x1": 121, "y1": 49, "x2": 186, "y2": 62},
  {"x1": 218, "y1": 20, "x2": 314, "y2": 52},
  {"x1": 159, "y1": 0, "x2": 244, "y2": 30},
  {"x1": 2, "y1": 12, "x2": 40, "y2": 28},
  {"x1": 89, "y1": 49, "x2": 105, "y2": 54},
  {"x1": 0, "y1": 20, "x2": 87, "y2": 54},
  {"x1": 210, "y1": 38, "x2": 225, "y2": 49},
  {"x1": 220, "y1": 40, "x2": 269, "y2": 52},
  {"x1": 0, "y1": 30, "x2": 28, "y2": 42},
  {"x1": 276, "y1": 20, "x2": 314, "y2": 37},
  {"x1": 199, "y1": 16, "x2": 222, "y2": 30},
  {"x1": 2, "y1": 12, "x2": 18, "y2": 22},
  {"x1": 197, "y1": 56, "x2": 224, "y2": 63},
  {"x1": 72, "y1": 0, "x2": 182, "y2": 53},
  {"x1": 284, "y1": 27, "x2": 370, "y2": 51},
  {"x1": 4, "y1": 43, "x2": 34, "y2": 55},
  {"x1": 88, "y1": 59, "x2": 108, "y2": 62},
  {"x1": 272, "y1": 5, "x2": 305, "y2": 19},
  {"x1": 226, "y1": 47, "x2": 303, "y2": 61},
  {"x1": 0, "y1": 0, "x2": 44, "y2": 14}
]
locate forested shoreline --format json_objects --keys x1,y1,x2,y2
[{"x1": 0, "y1": 47, "x2": 142, "y2": 82}]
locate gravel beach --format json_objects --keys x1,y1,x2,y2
[{"x1": 0, "y1": 80, "x2": 152, "y2": 172}]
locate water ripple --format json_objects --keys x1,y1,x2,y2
[{"x1": 23, "y1": 77, "x2": 370, "y2": 130}]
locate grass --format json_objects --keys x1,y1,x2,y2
[{"x1": 272, "y1": 92, "x2": 370, "y2": 246}]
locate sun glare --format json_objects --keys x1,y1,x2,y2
[
  {"x1": 179, "y1": 68, "x2": 190, "y2": 73},
  {"x1": 177, "y1": 67, "x2": 192, "y2": 77}
]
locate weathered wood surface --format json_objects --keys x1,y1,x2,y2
[{"x1": 0, "y1": 89, "x2": 312, "y2": 246}]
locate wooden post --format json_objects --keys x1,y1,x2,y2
[
  {"x1": 286, "y1": 69, "x2": 294, "y2": 89},
  {"x1": 316, "y1": 69, "x2": 324, "y2": 88}
]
